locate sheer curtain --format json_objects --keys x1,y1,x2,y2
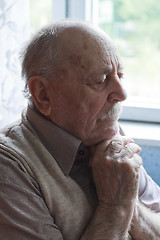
[{"x1": 0, "y1": 0, "x2": 29, "y2": 128}]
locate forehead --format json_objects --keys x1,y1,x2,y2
[
  {"x1": 102, "y1": 49, "x2": 123, "y2": 70},
  {"x1": 60, "y1": 23, "x2": 116, "y2": 55},
  {"x1": 60, "y1": 24, "x2": 123, "y2": 75}
]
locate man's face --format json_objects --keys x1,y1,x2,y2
[{"x1": 48, "y1": 26, "x2": 127, "y2": 146}]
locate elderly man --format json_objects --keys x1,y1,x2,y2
[{"x1": 0, "y1": 20, "x2": 160, "y2": 240}]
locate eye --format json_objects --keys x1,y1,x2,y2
[{"x1": 96, "y1": 74, "x2": 108, "y2": 85}]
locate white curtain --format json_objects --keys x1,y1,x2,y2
[{"x1": 0, "y1": 0, "x2": 29, "y2": 128}]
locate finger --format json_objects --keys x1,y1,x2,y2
[
  {"x1": 105, "y1": 136, "x2": 134, "y2": 154},
  {"x1": 130, "y1": 153, "x2": 143, "y2": 169},
  {"x1": 94, "y1": 135, "x2": 134, "y2": 154},
  {"x1": 121, "y1": 143, "x2": 141, "y2": 158},
  {"x1": 95, "y1": 138, "x2": 113, "y2": 153},
  {"x1": 107, "y1": 138, "x2": 123, "y2": 153},
  {"x1": 117, "y1": 136, "x2": 134, "y2": 146}
]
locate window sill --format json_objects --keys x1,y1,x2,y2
[{"x1": 119, "y1": 120, "x2": 160, "y2": 147}]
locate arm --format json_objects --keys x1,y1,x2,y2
[
  {"x1": 81, "y1": 202, "x2": 133, "y2": 240},
  {"x1": 0, "y1": 154, "x2": 63, "y2": 240},
  {"x1": 81, "y1": 136, "x2": 142, "y2": 240},
  {"x1": 130, "y1": 200, "x2": 160, "y2": 240}
]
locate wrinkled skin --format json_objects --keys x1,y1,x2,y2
[
  {"x1": 40, "y1": 23, "x2": 142, "y2": 228},
  {"x1": 29, "y1": 21, "x2": 160, "y2": 240},
  {"x1": 91, "y1": 135, "x2": 142, "y2": 208},
  {"x1": 46, "y1": 24, "x2": 127, "y2": 146}
]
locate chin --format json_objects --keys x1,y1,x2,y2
[
  {"x1": 100, "y1": 121, "x2": 119, "y2": 140},
  {"x1": 84, "y1": 121, "x2": 119, "y2": 146},
  {"x1": 104, "y1": 125, "x2": 119, "y2": 140}
]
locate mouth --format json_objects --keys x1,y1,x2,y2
[{"x1": 98, "y1": 103, "x2": 122, "y2": 121}]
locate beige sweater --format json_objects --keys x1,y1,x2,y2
[{"x1": 0, "y1": 112, "x2": 94, "y2": 240}]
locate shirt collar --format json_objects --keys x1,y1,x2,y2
[{"x1": 26, "y1": 106, "x2": 82, "y2": 176}]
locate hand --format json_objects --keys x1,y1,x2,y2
[{"x1": 91, "y1": 136, "x2": 142, "y2": 208}]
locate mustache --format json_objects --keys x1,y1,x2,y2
[{"x1": 99, "y1": 103, "x2": 122, "y2": 121}]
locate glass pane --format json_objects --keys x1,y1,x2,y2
[
  {"x1": 29, "y1": 0, "x2": 53, "y2": 36},
  {"x1": 96, "y1": 0, "x2": 160, "y2": 108}
]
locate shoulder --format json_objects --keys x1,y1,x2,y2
[
  {"x1": 0, "y1": 152, "x2": 41, "y2": 195},
  {"x1": 0, "y1": 153, "x2": 63, "y2": 239}
]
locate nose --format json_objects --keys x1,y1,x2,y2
[{"x1": 107, "y1": 77, "x2": 127, "y2": 103}]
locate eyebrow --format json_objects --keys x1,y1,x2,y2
[
  {"x1": 99, "y1": 63, "x2": 116, "y2": 74},
  {"x1": 84, "y1": 62, "x2": 124, "y2": 84},
  {"x1": 84, "y1": 68, "x2": 112, "y2": 84}
]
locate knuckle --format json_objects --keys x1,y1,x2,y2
[{"x1": 106, "y1": 139, "x2": 123, "y2": 153}]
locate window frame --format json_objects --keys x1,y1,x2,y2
[{"x1": 120, "y1": 105, "x2": 160, "y2": 123}]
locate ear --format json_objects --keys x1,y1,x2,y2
[{"x1": 28, "y1": 76, "x2": 52, "y2": 117}]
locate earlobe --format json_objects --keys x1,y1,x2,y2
[{"x1": 28, "y1": 76, "x2": 52, "y2": 116}]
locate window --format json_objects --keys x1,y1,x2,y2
[
  {"x1": 92, "y1": 0, "x2": 160, "y2": 122},
  {"x1": 1, "y1": 0, "x2": 160, "y2": 127},
  {"x1": 29, "y1": 0, "x2": 53, "y2": 36}
]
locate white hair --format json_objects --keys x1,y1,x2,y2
[
  {"x1": 21, "y1": 22, "x2": 64, "y2": 100},
  {"x1": 21, "y1": 19, "x2": 112, "y2": 101}
]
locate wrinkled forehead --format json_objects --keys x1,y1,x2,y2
[
  {"x1": 59, "y1": 24, "x2": 122, "y2": 71},
  {"x1": 60, "y1": 24, "x2": 115, "y2": 53},
  {"x1": 104, "y1": 49, "x2": 123, "y2": 69}
]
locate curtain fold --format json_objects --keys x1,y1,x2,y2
[{"x1": 0, "y1": 0, "x2": 29, "y2": 128}]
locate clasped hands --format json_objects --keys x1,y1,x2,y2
[{"x1": 91, "y1": 135, "x2": 142, "y2": 209}]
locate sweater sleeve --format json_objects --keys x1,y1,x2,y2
[
  {"x1": 138, "y1": 166, "x2": 160, "y2": 212},
  {"x1": 0, "y1": 153, "x2": 63, "y2": 240},
  {"x1": 119, "y1": 125, "x2": 160, "y2": 212}
]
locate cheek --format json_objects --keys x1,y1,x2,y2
[
  {"x1": 79, "y1": 93, "x2": 108, "y2": 130},
  {"x1": 51, "y1": 88, "x2": 84, "y2": 122},
  {"x1": 88, "y1": 93, "x2": 108, "y2": 118}
]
